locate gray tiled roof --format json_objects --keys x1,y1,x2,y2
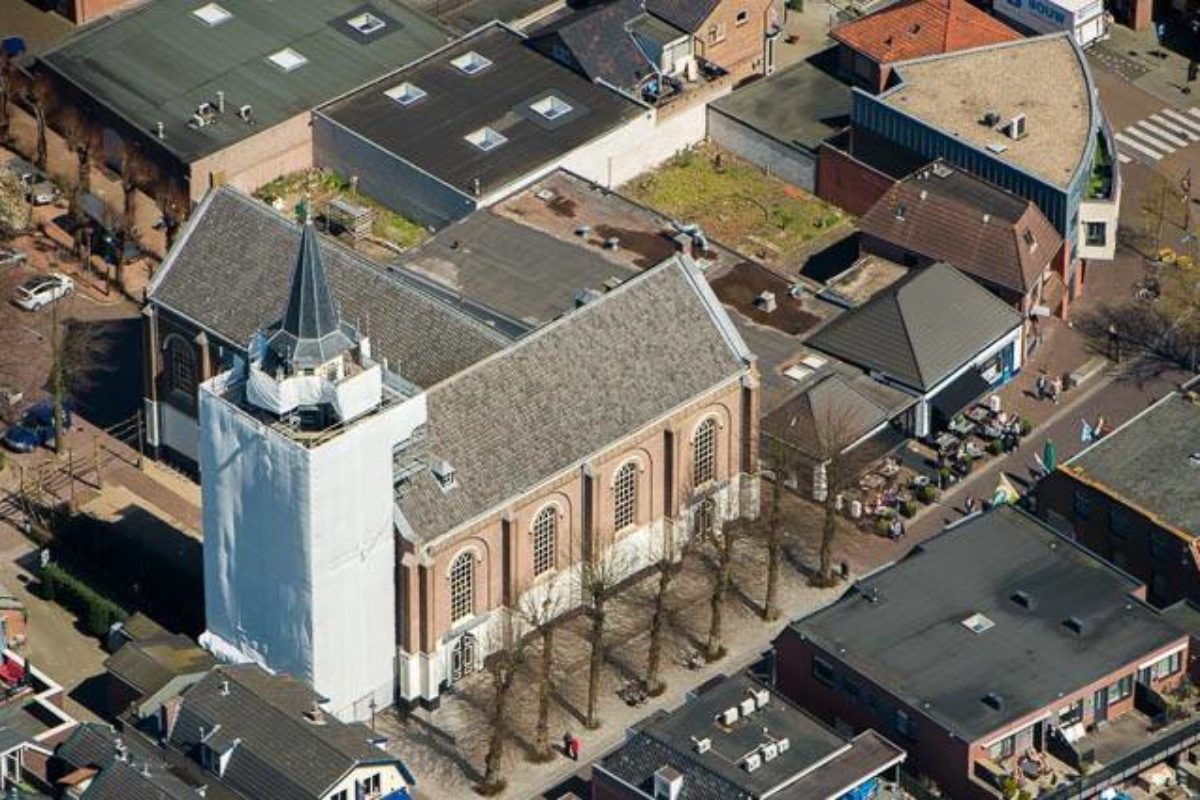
[
  {"x1": 530, "y1": 0, "x2": 658, "y2": 90},
  {"x1": 645, "y1": 0, "x2": 720, "y2": 32},
  {"x1": 397, "y1": 255, "x2": 752, "y2": 541},
  {"x1": 57, "y1": 724, "x2": 205, "y2": 800},
  {"x1": 806, "y1": 262, "x2": 1021, "y2": 391},
  {"x1": 168, "y1": 665, "x2": 399, "y2": 800},
  {"x1": 1064, "y1": 389, "x2": 1200, "y2": 535},
  {"x1": 148, "y1": 187, "x2": 510, "y2": 390},
  {"x1": 103, "y1": 633, "x2": 216, "y2": 698}
]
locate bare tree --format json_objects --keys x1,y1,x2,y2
[
  {"x1": 0, "y1": 53, "x2": 14, "y2": 146},
  {"x1": 580, "y1": 550, "x2": 630, "y2": 729},
  {"x1": 28, "y1": 74, "x2": 55, "y2": 173},
  {"x1": 644, "y1": 520, "x2": 686, "y2": 696},
  {"x1": 60, "y1": 106, "x2": 100, "y2": 201},
  {"x1": 517, "y1": 580, "x2": 563, "y2": 763},
  {"x1": 476, "y1": 613, "x2": 533, "y2": 796},
  {"x1": 119, "y1": 141, "x2": 147, "y2": 225},
  {"x1": 703, "y1": 513, "x2": 744, "y2": 662},
  {"x1": 0, "y1": 169, "x2": 29, "y2": 240},
  {"x1": 156, "y1": 181, "x2": 186, "y2": 250}
]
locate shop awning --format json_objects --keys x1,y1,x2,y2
[{"x1": 930, "y1": 368, "x2": 991, "y2": 420}]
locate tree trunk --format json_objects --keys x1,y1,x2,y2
[
  {"x1": 706, "y1": 567, "x2": 726, "y2": 661},
  {"x1": 76, "y1": 149, "x2": 90, "y2": 196},
  {"x1": 34, "y1": 107, "x2": 47, "y2": 172},
  {"x1": 646, "y1": 558, "x2": 672, "y2": 695},
  {"x1": 50, "y1": 301, "x2": 65, "y2": 456},
  {"x1": 763, "y1": 475, "x2": 783, "y2": 621},
  {"x1": 479, "y1": 666, "x2": 510, "y2": 793},
  {"x1": 534, "y1": 626, "x2": 553, "y2": 760},
  {"x1": 585, "y1": 597, "x2": 605, "y2": 729}
]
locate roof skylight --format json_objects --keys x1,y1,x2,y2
[
  {"x1": 268, "y1": 48, "x2": 308, "y2": 73},
  {"x1": 452, "y1": 51, "x2": 493, "y2": 76},
  {"x1": 961, "y1": 613, "x2": 995, "y2": 634},
  {"x1": 193, "y1": 3, "x2": 232, "y2": 26},
  {"x1": 347, "y1": 12, "x2": 387, "y2": 35},
  {"x1": 531, "y1": 95, "x2": 573, "y2": 121},
  {"x1": 385, "y1": 82, "x2": 427, "y2": 106},
  {"x1": 465, "y1": 127, "x2": 507, "y2": 152}
]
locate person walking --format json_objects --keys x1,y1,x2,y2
[
  {"x1": 563, "y1": 731, "x2": 575, "y2": 761},
  {"x1": 1035, "y1": 373, "x2": 1048, "y2": 400},
  {"x1": 571, "y1": 734, "x2": 582, "y2": 762}
]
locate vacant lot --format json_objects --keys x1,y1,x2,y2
[{"x1": 622, "y1": 143, "x2": 849, "y2": 269}]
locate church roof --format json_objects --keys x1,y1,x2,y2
[
  {"x1": 396, "y1": 254, "x2": 753, "y2": 543},
  {"x1": 266, "y1": 221, "x2": 356, "y2": 370}
]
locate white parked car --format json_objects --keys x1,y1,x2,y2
[{"x1": 13, "y1": 273, "x2": 73, "y2": 311}]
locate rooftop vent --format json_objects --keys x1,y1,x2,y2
[
  {"x1": 303, "y1": 701, "x2": 325, "y2": 725},
  {"x1": 531, "y1": 95, "x2": 574, "y2": 121},
  {"x1": 432, "y1": 460, "x2": 458, "y2": 491},
  {"x1": 193, "y1": 3, "x2": 231, "y2": 26},
  {"x1": 894, "y1": 203, "x2": 906, "y2": 221},
  {"x1": 777, "y1": 737, "x2": 790, "y2": 753},
  {"x1": 219, "y1": 679, "x2": 230, "y2": 696},
  {"x1": 982, "y1": 692, "x2": 1005, "y2": 712},
  {"x1": 1010, "y1": 590, "x2": 1035, "y2": 610},
  {"x1": 919, "y1": 189, "x2": 928, "y2": 201},
  {"x1": 739, "y1": 697, "x2": 756, "y2": 717},
  {"x1": 465, "y1": 126, "x2": 507, "y2": 152},
  {"x1": 268, "y1": 48, "x2": 307, "y2": 72},
  {"x1": 755, "y1": 291, "x2": 777, "y2": 313},
  {"x1": 385, "y1": 82, "x2": 427, "y2": 107},
  {"x1": 452, "y1": 51, "x2": 493, "y2": 76},
  {"x1": 719, "y1": 706, "x2": 739, "y2": 726},
  {"x1": 1190, "y1": 452, "x2": 1200, "y2": 466},
  {"x1": 1007, "y1": 113, "x2": 1027, "y2": 140},
  {"x1": 961, "y1": 613, "x2": 995, "y2": 634},
  {"x1": 986, "y1": 143, "x2": 1009, "y2": 155},
  {"x1": 238, "y1": 105, "x2": 254, "y2": 124},
  {"x1": 347, "y1": 12, "x2": 386, "y2": 35},
  {"x1": 932, "y1": 162, "x2": 953, "y2": 178},
  {"x1": 692, "y1": 736, "x2": 711, "y2": 754},
  {"x1": 1063, "y1": 616, "x2": 1085, "y2": 636},
  {"x1": 983, "y1": 110, "x2": 1001, "y2": 127},
  {"x1": 752, "y1": 688, "x2": 770, "y2": 708},
  {"x1": 654, "y1": 766, "x2": 683, "y2": 800},
  {"x1": 762, "y1": 741, "x2": 780, "y2": 761},
  {"x1": 604, "y1": 236, "x2": 620, "y2": 250},
  {"x1": 743, "y1": 753, "x2": 762, "y2": 773}
]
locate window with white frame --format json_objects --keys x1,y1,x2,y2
[
  {"x1": 532, "y1": 507, "x2": 556, "y2": 576},
  {"x1": 449, "y1": 552, "x2": 474, "y2": 623},
  {"x1": 166, "y1": 336, "x2": 197, "y2": 397},
  {"x1": 347, "y1": 12, "x2": 387, "y2": 35},
  {"x1": 692, "y1": 418, "x2": 717, "y2": 486},
  {"x1": 385, "y1": 82, "x2": 427, "y2": 106},
  {"x1": 531, "y1": 95, "x2": 573, "y2": 121},
  {"x1": 465, "y1": 126, "x2": 507, "y2": 152},
  {"x1": 268, "y1": 48, "x2": 308, "y2": 72},
  {"x1": 1149, "y1": 650, "x2": 1183, "y2": 681},
  {"x1": 613, "y1": 462, "x2": 637, "y2": 530}
]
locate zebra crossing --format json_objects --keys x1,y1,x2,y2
[{"x1": 1113, "y1": 107, "x2": 1200, "y2": 164}]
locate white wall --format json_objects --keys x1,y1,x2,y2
[
  {"x1": 200, "y1": 376, "x2": 427, "y2": 721},
  {"x1": 158, "y1": 402, "x2": 200, "y2": 463},
  {"x1": 1078, "y1": 183, "x2": 1120, "y2": 261}
]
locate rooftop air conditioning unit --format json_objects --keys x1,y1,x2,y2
[
  {"x1": 739, "y1": 698, "x2": 756, "y2": 717},
  {"x1": 693, "y1": 737, "x2": 712, "y2": 754},
  {"x1": 753, "y1": 689, "x2": 770, "y2": 708},
  {"x1": 721, "y1": 707, "x2": 739, "y2": 726},
  {"x1": 777, "y1": 737, "x2": 790, "y2": 753},
  {"x1": 762, "y1": 742, "x2": 779, "y2": 761},
  {"x1": 190, "y1": 113, "x2": 209, "y2": 129},
  {"x1": 743, "y1": 753, "x2": 762, "y2": 773},
  {"x1": 1008, "y1": 113, "x2": 1027, "y2": 140},
  {"x1": 238, "y1": 104, "x2": 254, "y2": 123},
  {"x1": 983, "y1": 110, "x2": 1001, "y2": 127}
]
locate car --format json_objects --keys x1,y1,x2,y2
[
  {"x1": 13, "y1": 273, "x2": 73, "y2": 311},
  {"x1": 0, "y1": 248, "x2": 27, "y2": 269},
  {"x1": 28, "y1": 181, "x2": 59, "y2": 206},
  {"x1": 2, "y1": 401, "x2": 72, "y2": 453}
]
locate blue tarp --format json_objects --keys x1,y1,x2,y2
[{"x1": 840, "y1": 777, "x2": 879, "y2": 800}]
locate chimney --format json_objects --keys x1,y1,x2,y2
[
  {"x1": 219, "y1": 679, "x2": 230, "y2": 697},
  {"x1": 304, "y1": 701, "x2": 326, "y2": 725},
  {"x1": 653, "y1": 767, "x2": 684, "y2": 800},
  {"x1": 216, "y1": 90, "x2": 225, "y2": 114}
]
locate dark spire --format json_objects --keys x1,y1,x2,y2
[{"x1": 266, "y1": 220, "x2": 355, "y2": 371}]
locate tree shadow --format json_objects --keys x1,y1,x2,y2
[
  {"x1": 67, "y1": 673, "x2": 110, "y2": 720},
  {"x1": 402, "y1": 713, "x2": 484, "y2": 785}
]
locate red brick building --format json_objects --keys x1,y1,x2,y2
[
  {"x1": 830, "y1": 0, "x2": 1020, "y2": 92},
  {"x1": 775, "y1": 507, "x2": 1200, "y2": 799}
]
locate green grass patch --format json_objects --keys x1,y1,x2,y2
[{"x1": 622, "y1": 144, "x2": 848, "y2": 266}]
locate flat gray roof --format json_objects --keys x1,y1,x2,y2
[
  {"x1": 1064, "y1": 389, "x2": 1200, "y2": 536},
  {"x1": 711, "y1": 49, "x2": 853, "y2": 152},
  {"x1": 880, "y1": 35, "x2": 1092, "y2": 188},
  {"x1": 40, "y1": 0, "x2": 449, "y2": 162},
  {"x1": 792, "y1": 507, "x2": 1188, "y2": 742}
]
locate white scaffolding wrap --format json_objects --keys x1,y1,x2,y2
[
  {"x1": 245, "y1": 364, "x2": 383, "y2": 424},
  {"x1": 200, "y1": 375, "x2": 428, "y2": 721}
]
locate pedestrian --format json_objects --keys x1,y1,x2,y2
[
  {"x1": 563, "y1": 731, "x2": 574, "y2": 760},
  {"x1": 1108, "y1": 323, "x2": 1122, "y2": 363},
  {"x1": 1035, "y1": 373, "x2": 1048, "y2": 400},
  {"x1": 1050, "y1": 376, "x2": 1062, "y2": 405},
  {"x1": 571, "y1": 734, "x2": 582, "y2": 762},
  {"x1": 965, "y1": 496, "x2": 978, "y2": 515},
  {"x1": 888, "y1": 517, "x2": 903, "y2": 540}
]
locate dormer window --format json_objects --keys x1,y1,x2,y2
[
  {"x1": 268, "y1": 48, "x2": 307, "y2": 72},
  {"x1": 433, "y1": 460, "x2": 458, "y2": 491},
  {"x1": 452, "y1": 51, "x2": 493, "y2": 75},
  {"x1": 385, "y1": 82, "x2": 426, "y2": 106},
  {"x1": 347, "y1": 12, "x2": 386, "y2": 35},
  {"x1": 531, "y1": 95, "x2": 573, "y2": 121},
  {"x1": 193, "y1": 3, "x2": 232, "y2": 25},
  {"x1": 465, "y1": 126, "x2": 507, "y2": 152},
  {"x1": 1023, "y1": 228, "x2": 1037, "y2": 251}
]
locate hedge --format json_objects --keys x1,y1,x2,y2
[{"x1": 38, "y1": 563, "x2": 127, "y2": 637}]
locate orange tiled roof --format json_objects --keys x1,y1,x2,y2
[{"x1": 832, "y1": 0, "x2": 1021, "y2": 65}]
